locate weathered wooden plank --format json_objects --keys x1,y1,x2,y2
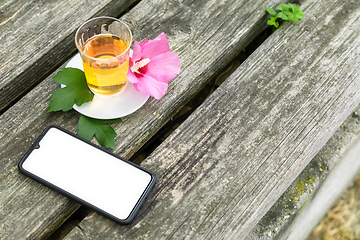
[
  {"x1": 0, "y1": 70, "x2": 85, "y2": 239},
  {"x1": 279, "y1": 135, "x2": 360, "y2": 240},
  {"x1": 63, "y1": 0, "x2": 360, "y2": 238},
  {"x1": 247, "y1": 103, "x2": 360, "y2": 239},
  {"x1": 0, "y1": 0, "x2": 138, "y2": 113},
  {"x1": 0, "y1": 0, "x2": 280, "y2": 238}
]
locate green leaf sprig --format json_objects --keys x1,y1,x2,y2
[
  {"x1": 47, "y1": 67, "x2": 121, "y2": 150},
  {"x1": 47, "y1": 68, "x2": 93, "y2": 113},
  {"x1": 266, "y1": 3, "x2": 304, "y2": 29},
  {"x1": 78, "y1": 115, "x2": 122, "y2": 150}
]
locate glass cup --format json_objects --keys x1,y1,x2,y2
[{"x1": 75, "y1": 16, "x2": 132, "y2": 96}]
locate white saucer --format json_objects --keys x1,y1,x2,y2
[{"x1": 65, "y1": 53, "x2": 149, "y2": 119}]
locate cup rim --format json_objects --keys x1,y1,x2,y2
[{"x1": 75, "y1": 16, "x2": 132, "y2": 61}]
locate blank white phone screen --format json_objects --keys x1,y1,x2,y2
[{"x1": 21, "y1": 127, "x2": 152, "y2": 221}]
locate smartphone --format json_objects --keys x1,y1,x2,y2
[{"x1": 18, "y1": 125, "x2": 156, "y2": 224}]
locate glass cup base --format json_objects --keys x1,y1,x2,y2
[{"x1": 90, "y1": 81, "x2": 128, "y2": 98}]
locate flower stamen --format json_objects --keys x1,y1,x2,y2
[{"x1": 131, "y1": 58, "x2": 150, "y2": 74}]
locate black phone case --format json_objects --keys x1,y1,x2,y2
[{"x1": 18, "y1": 125, "x2": 156, "y2": 224}]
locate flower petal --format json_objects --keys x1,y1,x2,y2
[
  {"x1": 130, "y1": 41, "x2": 142, "y2": 63},
  {"x1": 133, "y1": 74, "x2": 168, "y2": 99},
  {"x1": 127, "y1": 69, "x2": 138, "y2": 83},
  {"x1": 140, "y1": 32, "x2": 170, "y2": 59},
  {"x1": 145, "y1": 52, "x2": 181, "y2": 83}
]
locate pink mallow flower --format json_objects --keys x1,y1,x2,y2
[{"x1": 127, "y1": 32, "x2": 181, "y2": 99}]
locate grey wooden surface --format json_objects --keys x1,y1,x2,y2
[
  {"x1": 279, "y1": 125, "x2": 360, "y2": 240},
  {"x1": 0, "y1": 0, "x2": 279, "y2": 238},
  {"x1": 64, "y1": 0, "x2": 360, "y2": 238},
  {"x1": 247, "y1": 103, "x2": 360, "y2": 239},
  {"x1": 0, "y1": 0, "x2": 138, "y2": 113}
]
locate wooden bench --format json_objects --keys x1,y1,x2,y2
[
  {"x1": 0, "y1": 0, "x2": 276, "y2": 238},
  {"x1": 63, "y1": 0, "x2": 360, "y2": 238},
  {"x1": 0, "y1": 0, "x2": 359, "y2": 239}
]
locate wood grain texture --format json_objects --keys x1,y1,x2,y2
[
  {"x1": 278, "y1": 133, "x2": 360, "y2": 240},
  {"x1": 0, "y1": 0, "x2": 278, "y2": 238},
  {"x1": 0, "y1": 0, "x2": 138, "y2": 113},
  {"x1": 64, "y1": 0, "x2": 360, "y2": 239}
]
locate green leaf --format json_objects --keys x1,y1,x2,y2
[
  {"x1": 288, "y1": 12, "x2": 298, "y2": 22},
  {"x1": 47, "y1": 68, "x2": 94, "y2": 113},
  {"x1": 277, "y1": 12, "x2": 289, "y2": 20},
  {"x1": 294, "y1": 7, "x2": 304, "y2": 19},
  {"x1": 288, "y1": 3, "x2": 296, "y2": 11},
  {"x1": 276, "y1": 4, "x2": 291, "y2": 12},
  {"x1": 78, "y1": 115, "x2": 122, "y2": 150},
  {"x1": 277, "y1": 3, "x2": 292, "y2": 16},
  {"x1": 266, "y1": 7, "x2": 277, "y2": 16},
  {"x1": 267, "y1": 16, "x2": 279, "y2": 28},
  {"x1": 266, "y1": 3, "x2": 303, "y2": 30}
]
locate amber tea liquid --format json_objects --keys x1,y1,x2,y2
[{"x1": 82, "y1": 34, "x2": 129, "y2": 96}]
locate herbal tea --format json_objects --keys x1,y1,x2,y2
[{"x1": 82, "y1": 34, "x2": 129, "y2": 95}]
